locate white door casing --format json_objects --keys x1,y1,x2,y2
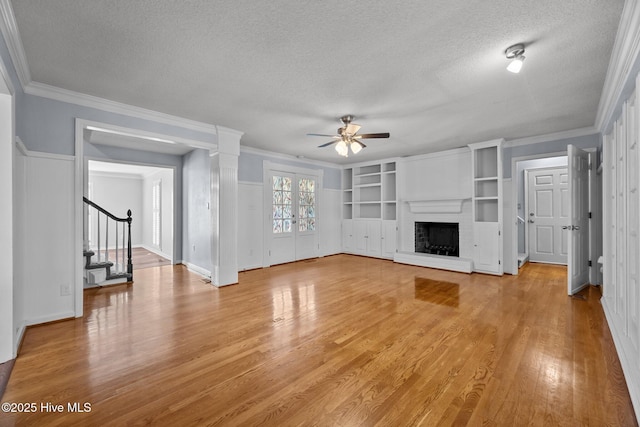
[
  {"x1": 568, "y1": 145, "x2": 590, "y2": 295},
  {"x1": 527, "y1": 167, "x2": 569, "y2": 264}
]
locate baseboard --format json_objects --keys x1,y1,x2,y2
[
  {"x1": 181, "y1": 262, "x2": 211, "y2": 279},
  {"x1": 602, "y1": 299, "x2": 640, "y2": 421},
  {"x1": 239, "y1": 264, "x2": 263, "y2": 272},
  {"x1": 25, "y1": 311, "x2": 76, "y2": 327},
  {"x1": 13, "y1": 323, "x2": 26, "y2": 356},
  {"x1": 139, "y1": 244, "x2": 173, "y2": 262}
]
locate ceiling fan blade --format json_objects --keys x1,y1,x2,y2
[
  {"x1": 307, "y1": 133, "x2": 340, "y2": 138},
  {"x1": 345, "y1": 123, "x2": 361, "y2": 135},
  {"x1": 318, "y1": 140, "x2": 338, "y2": 148},
  {"x1": 354, "y1": 140, "x2": 367, "y2": 148},
  {"x1": 356, "y1": 132, "x2": 390, "y2": 139}
]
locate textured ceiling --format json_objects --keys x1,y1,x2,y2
[{"x1": 11, "y1": 0, "x2": 624, "y2": 163}]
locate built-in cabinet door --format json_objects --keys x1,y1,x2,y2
[
  {"x1": 473, "y1": 222, "x2": 500, "y2": 273},
  {"x1": 342, "y1": 220, "x2": 353, "y2": 252},
  {"x1": 366, "y1": 221, "x2": 381, "y2": 257},
  {"x1": 382, "y1": 220, "x2": 396, "y2": 259},
  {"x1": 354, "y1": 221, "x2": 368, "y2": 253}
]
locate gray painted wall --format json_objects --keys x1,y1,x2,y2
[
  {"x1": 239, "y1": 150, "x2": 342, "y2": 190},
  {"x1": 18, "y1": 93, "x2": 215, "y2": 156},
  {"x1": 182, "y1": 149, "x2": 212, "y2": 272},
  {"x1": 503, "y1": 133, "x2": 601, "y2": 178}
]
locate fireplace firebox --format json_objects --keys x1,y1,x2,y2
[{"x1": 415, "y1": 222, "x2": 459, "y2": 257}]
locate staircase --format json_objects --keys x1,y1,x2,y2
[{"x1": 83, "y1": 197, "x2": 133, "y2": 287}]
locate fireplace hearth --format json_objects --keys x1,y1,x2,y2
[{"x1": 415, "y1": 222, "x2": 459, "y2": 257}]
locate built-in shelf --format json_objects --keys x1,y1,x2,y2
[
  {"x1": 469, "y1": 139, "x2": 503, "y2": 276},
  {"x1": 343, "y1": 161, "x2": 396, "y2": 221}
]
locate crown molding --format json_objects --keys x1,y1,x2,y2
[
  {"x1": 0, "y1": 0, "x2": 30, "y2": 88},
  {"x1": 26, "y1": 82, "x2": 220, "y2": 135},
  {"x1": 595, "y1": 0, "x2": 640, "y2": 133},
  {"x1": 503, "y1": 127, "x2": 599, "y2": 148},
  {"x1": 240, "y1": 145, "x2": 341, "y2": 169},
  {"x1": 15, "y1": 136, "x2": 74, "y2": 161}
]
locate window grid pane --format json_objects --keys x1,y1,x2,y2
[
  {"x1": 298, "y1": 178, "x2": 316, "y2": 232},
  {"x1": 272, "y1": 176, "x2": 293, "y2": 234}
]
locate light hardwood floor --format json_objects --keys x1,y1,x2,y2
[{"x1": 1, "y1": 255, "x2": 636, "y2": 426}]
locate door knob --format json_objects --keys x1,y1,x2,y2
[
  {"x1": 562, "y1": 226, "x2": 569, "y2": 229},
  {"x1": 528, "y1": 219, "x2": 534, "y2": 223},
  {"x1": 572, "y1": 225, "x2": 580, "y2": 230}
]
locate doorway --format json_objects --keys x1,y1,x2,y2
[
  {"x1": 525, "y1": 166, "x2": 569, "y2": 264},
  {"x1": 514, "y1": 155, "x2": 568, "y2": 267},
  {"x1": 87, "y1": 160, "x2": 176, "y2": 266},
  {"x1": 264, "y1": 163, "x2": 323, "y2": 266}
]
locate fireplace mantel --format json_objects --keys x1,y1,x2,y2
[{"x1": 406, "y1": 198, "x2": 470, "y2": 214}]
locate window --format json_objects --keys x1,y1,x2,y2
[
  {"x1": 298, "y1": 178, "x2": 316, "y2": 232},
  {"x1": 272, "y1": 176, "x2": 293, "y2": 233}
]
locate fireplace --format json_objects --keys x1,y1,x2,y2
[{"x1": 414, "y1": 222, "x2": 459, "y2": 257}]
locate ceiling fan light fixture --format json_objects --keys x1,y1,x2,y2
[
  {"x1": 505, "y1": 44, "x2": 525, "y2": 73},
  {"x1": 350, "y1": 141, "x2": 363, "y2": 154},
  {"x1": 335, "y1": 139, "x2": 349, "y2": 157}
]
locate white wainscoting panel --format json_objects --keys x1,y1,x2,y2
[
  {"x1": 320, "y1": 189, "x2": 342, "y2": 257},
  {"x1": 24, "y1": 155, "x2": 75, "y2": 325},
  {"x1": 238, "y1": 182, "x2": 264, "y2": 271}
]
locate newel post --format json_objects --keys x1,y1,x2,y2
[{"x1": 127, "y1": 209, "x2": 133, "y2": 280}]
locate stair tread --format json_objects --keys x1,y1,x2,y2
[
  {"x1": 107, "y1": 273, "x2": 132, "y2": 280},
  {"x1": 86, "y1": 261, "x2": 114, "y2": 269}
]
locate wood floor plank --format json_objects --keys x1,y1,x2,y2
[{"x1": 0, "y1": 255, "x2": 636, "y2": 426}]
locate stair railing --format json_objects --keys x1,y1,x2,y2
[{"x1": 83, "y1": 197, "x2": 133, "y2": 281}]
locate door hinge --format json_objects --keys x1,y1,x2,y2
[
  {"x1": 498, "y1": 260, "x2": 501, "y2": 265},
  {"x1": 498, "y1": 230, "x2": 501, "y2": 236},
  {"x1": 269, "y1": 250, "x2": 271, "y2": 257},
  {"x1": 588, "y1": 260, "x2": 592, "y2": 267},
  {"x1": 588, "y1": 212, "x2": 592, "y2": 219}
]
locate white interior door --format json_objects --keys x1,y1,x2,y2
[
  {"x1": 568, "y1": 145, "x2": 590, "y2": 295},
  {"x1": 527, "y1": 167, "x2": 569, "y2": 264},
  {"x1": 268, "y1": 172, "x2": 319, "y2": 265}
]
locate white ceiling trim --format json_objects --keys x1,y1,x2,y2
[
  {"x1": 503, "y1": 127, "x2": 599, "y2": 148},
  {"x1": 27, "y1": 82, "x2": 221, "y2": 136},
  {"x1": 596, "y1": 0, "x2": 640, "y2": 133},
  {"x1": 0, "y1": 0, "x2": 29, "y2": 88},
  {"x1": 240, "y1": 145, "x2": 340, "y2": 169}
]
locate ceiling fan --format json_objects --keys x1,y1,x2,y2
[{"x1": 307, "y1": 115, "x2": 390, "y2": 157}]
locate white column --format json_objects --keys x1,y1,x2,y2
[
  {"x1": 211, "y1": 126, "x2": 242, "y2": 286},
  {"x1": 0, "y1": 91, "x2": 14, "y2": 362}
]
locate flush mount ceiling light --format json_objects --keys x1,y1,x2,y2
[{"x1": 505, "y1": 44, "x2": 525, "y2": 73}]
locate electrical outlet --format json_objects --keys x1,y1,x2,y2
[
  {"x1": 193, "y1": 244, "x2": 196, "y2": 252},
  {"x1": 60, "y1": 284, "x2": 72, "y2": 296}
]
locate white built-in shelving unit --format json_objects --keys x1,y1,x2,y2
[
  {"x1": 469, "y1": 139, "x2": 503, "y2": 275},
  {"x1": 343, "y1": 161, "x2": 396, "y2": 221},
  {"x1": 342, "y1": 160, "x2": 397, "y2": 259}
]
